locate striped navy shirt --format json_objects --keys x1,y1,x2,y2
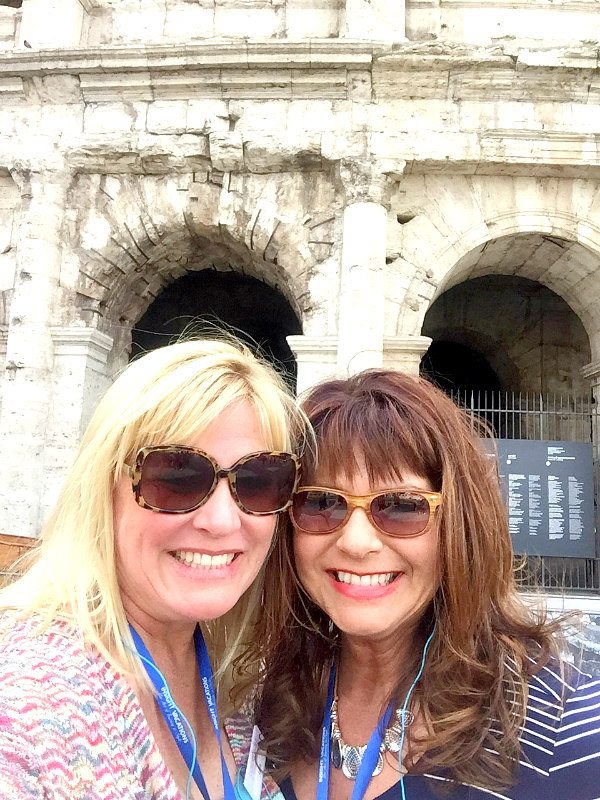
[{"x1": 280, "y1": 661, "x2": 600, "y2": 800}]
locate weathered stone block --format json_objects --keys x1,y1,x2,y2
[
  {"x1": 208, "y1": 130, "x2": 244, "y2": 171},
  {"x1": 29, "y1": 75, "x2": 82, "y2": 104},
  {"x1": 164, "y1": 4, "x2": 215, "y2": 40},
  {"x1": 84, "y1": 103, "x2": 137, "y2": 134},
  {"x1": 285, "y1": 3, "x2": 340, "y2": 38},
  {"x1": 187, "y1": 99, "x2": 230, "y2": 133},
  {"x1": 214, "y1": 6, "x2": 281, "y2": 39},
  {"x1": 111, "y1": 2, "x2": 166, "y2": 44},
  {"x1": 146, "y1": 100, "x2": 188, "y2": 134},
  {"x1": 41, "y1": 105, "x2": 84, "y2": 138}
]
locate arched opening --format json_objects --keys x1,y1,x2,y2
[
  {"x1": 420, "y1": 340, "x2": 502, "y2": 396},
  {"x1": 131, "y1": 269, "x2": 302, "y2": 384},
  {"x1": 421, "y1": 275, "x2": 591, "y2": 397}
]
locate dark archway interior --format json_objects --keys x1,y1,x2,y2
[
  {"x1": 420, "y1": 340, "x2": 502, "y2": 396},
  {"x1": 131, "y1": 270, "x2": 302, "y2": 384},
  {"x1": 421, "y1": 341, "x2": 503, "y2": 434}
]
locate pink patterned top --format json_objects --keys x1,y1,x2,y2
[{"x1": 0, "y1": 611, "x2": 281, "y2": 800}]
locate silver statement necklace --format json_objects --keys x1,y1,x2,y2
[{"x1": 329, "y1": 693, "x2": 414, "y2": 780}]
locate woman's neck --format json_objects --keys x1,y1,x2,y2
[
  {"x1": 124, "y1": 595, "x2": 198, "y2": 677},
  {"x1": 336, "y1": 624, "x2": 423, "y2": 705}
]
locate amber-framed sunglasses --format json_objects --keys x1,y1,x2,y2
[
  {"x1": 290, "y1": 487, "x2": 442, "y2": 537},
  {"x1": 127, "y1": 445, "x2": 301, "y2": 515}
]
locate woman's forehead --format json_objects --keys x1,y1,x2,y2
[{"x1": 310, "y1": 453, "x2": 423, "y2": 487}]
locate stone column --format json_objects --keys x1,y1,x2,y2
[
  {"x1": 581, "y1": 360, "x2": 600, "y2": 403},
  {"x1": 287, "y1": 335, "x2": 338, "y2": 395},
  {"x1": 39, "y1": 327, "x2": 114, "y2": 522},
  {"x1": 19, "y1": 0, "x2": 89, "y2": 49},
  {"x1": 0, "y1": 170, "x2": 71, "y2": 537},
  {"x1": 580, "y1": 359, "x2": 600, "y2": 559},
  {"x1": 0, "y1": 327, "x2": 6, "y2": 371},
  {"x1": 336, "y1": 161, "x2": 391, "y2": 376},
  {"x1": 343, "y1": 0, "x2": 405, "y2": 41},
  {"x1": 383, "y1": 335, "x2": 432, "y2": 376}
]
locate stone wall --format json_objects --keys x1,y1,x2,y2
[
  {"x1": 86, "y1": 0, "x2": 343, "y2": 44},
  {"x1": 0, "y1": 0, "x2": 599, "y2": 662},
  {"x1": 0, "y1": 1, "x2": 600, "y2": 551},
  {"x1": 406, "y1": 0, "x2": 600, "y2": 46},
  {"x1": 0, "y1": 5, "x2": 17, "y2": 51},
  {"x1": 5, "y1": 0, "x2": 600, "y2": 50},
  {"x1": 0, "y1": 172, "x2": 19, "y2": 415}
]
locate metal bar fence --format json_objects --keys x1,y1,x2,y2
[{"x1": 450, "y1": 390, "x2": 600, "y2": 594}]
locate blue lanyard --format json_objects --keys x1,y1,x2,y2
[
  {"x1": 317, "y1": 664, "x2": 395, "y2": 800},
  {"x1": 316, "y1": 629, "x2": 435, "y2": 800},
  {"x1": 129, "y1": 624, "x2": 237, "y2": 800}
]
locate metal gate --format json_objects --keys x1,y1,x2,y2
[{"x1": 450, "y1": 390, "x2": 600, "y2": 594}]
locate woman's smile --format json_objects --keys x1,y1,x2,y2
[
  {"x1": 170, "y1": 550, "x2": 238, "y2": 568},
  {"x1": 327, "y1": 569, "x2": 403, "y2": 599},
  {"x1": 169, "y1": 549, "x2": 242, "y2": 580}
]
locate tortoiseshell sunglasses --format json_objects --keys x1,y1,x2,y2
[{"x1": 128, "y1": 445, "x2": 300, "y2": 515}]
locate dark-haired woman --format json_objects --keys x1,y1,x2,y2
[{"x1": 233, "y1": 369, "x2": 600, "y2": 800}]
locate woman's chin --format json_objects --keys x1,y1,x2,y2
[
  {"x1": 329, "y1": 612, "x2": 403, "y2": 641},
  {"x1": 161, "y1": 586, "x2": 250, "y2": 623}
]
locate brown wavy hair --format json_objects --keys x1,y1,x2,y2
[{"x1": 232, "y1": 370, "x2": 565, "y2": 791}]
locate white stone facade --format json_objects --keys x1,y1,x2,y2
[{"x1": 2, "y1": 0, "x2": 600, "y2": 539}]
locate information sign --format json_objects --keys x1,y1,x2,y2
[{"x1": 485, "y1": 439, "x2": 595, "y2": 557}]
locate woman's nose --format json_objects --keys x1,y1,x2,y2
[
  {"x1": 335, "y1": 507, "x2": 382, "y2": 558},
  {"x1": 190, "y1": 478, "x2": 242, "y2": 535}
]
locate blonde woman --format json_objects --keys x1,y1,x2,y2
[{"x1": 0, "y1": 338, "x2": 306, "y2": 800}]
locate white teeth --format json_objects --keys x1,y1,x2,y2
[
  {"x1": 173, "y1": 551, "x2": 235, "y2": 568},
  {"x1": 335, "y1": 571, "x2": 398, "y2": 586}
]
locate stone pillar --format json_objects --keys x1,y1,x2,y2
[
  {"x1": 581, "y1": 360, "x2": 600, "y2": 403},
  {"x1": 287, "y1": 335, "x2": 338, "y2": 395},
  {"x1": 336, "y1": 162, "x2": 391, "y2": 377},
  {"x1": 343, "y1": 0, "x2": 405, "y2": 41},
  {"x1": 383, "y1": 336, "x2": 432, "y2": 376},
  {"x1": 0, "y1": 327, "x2": 6, "y2": 365},
  {"x1": 0, "y1": 327, "x2": 6, "y2": 418},
  {"x1": 19, "y1": 0, "x2": 89, "y2": 49},
  {"x1": 580, "y1": 359, "x2": 600, "y2": 559},
  {"x1": 0, "y1": 170, "x2": 71, "y2": 537},
  {"x1": 39, "y1": 327, "x2": 114, "y2": 522}
]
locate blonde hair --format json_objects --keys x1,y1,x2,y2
[{"x1": 1, "y1": 338, "x2": 306, "y2": 691}]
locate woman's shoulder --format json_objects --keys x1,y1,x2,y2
[
  {"x1": 524, "y1": 657, "x2": 600, "y2": 788},
  {"x1": 1, "y1": 610, "x2": 98, "y2": 674},
  {"x1": 527, "y1": 657, "x2": 600, "y2": 710},
  {"x1": 0, "y1": 609, "x2": 130, "y2": 717}
]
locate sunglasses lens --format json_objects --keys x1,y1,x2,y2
[
  {"x1": 371, "y1": 492, "x2": 430, "y2": 536},
  {"x1": 234, "y1": 453, "x2": 297, "y2": 513},
  {"x1": 291, "y1": 490, "x2": 348, "y2": 533},
  {"x1": 139, "y1": 449, "x2": 215, "y2": 512}
]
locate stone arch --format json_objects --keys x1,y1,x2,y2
[
  {"x1": 421, "y1": 275, "x2": 591, "y2": 395},
  {"x1": 387, "y1": 175, "x2": 600, "y2": 361},
  {"x1": 68, "y1": 171, "x2": 329, "y2": 371}
]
